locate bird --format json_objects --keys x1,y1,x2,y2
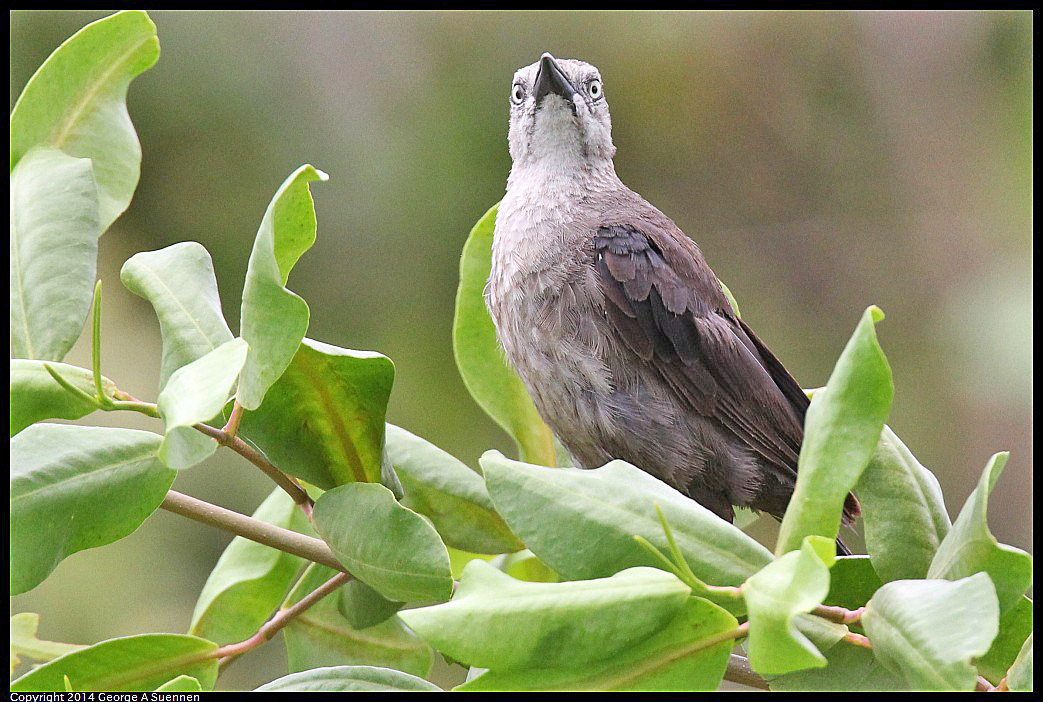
[{"x1": 485, "y1": 53, "x2": 859, "y2": 555}]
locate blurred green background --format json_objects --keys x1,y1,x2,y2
[{"x1": 11, "y1": 10, "x2": 1031, "y2": 690}]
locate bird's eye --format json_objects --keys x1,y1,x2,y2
[
  {"x1": 587, "y1": 79, "x2": 603, "y2": 100},
  {"x1": 511, "y1": 83, "x2": 526, "y2": 105}
]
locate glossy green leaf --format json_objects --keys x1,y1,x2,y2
[
  {"x1": 861, "y1": 573, "x2": 999, "y2": 691},
  {"x1": 385, "y1": 423, "x2": 522, "y2": 554},
  {"x1": 744, "y1": 536, "x2": 835, "y2": 675},
  {"x1": 10, "y1": 613, "x2": 85, "y2": 674},
  {"x1": 453, "y1": 203, "x2": 555, "y2": 465},
  {"x1": 257, "y1": 665, "x2": 442, "y2": 692},
  {"x1": 856, "y1": 425, "x2": 951, "y2": 582},
  {"x1": 157, "y1": 337, "x2": 248, "y2": 470},
  {"x1": 239, "y1": 338, "x2": 393, "y2": 487},
  {"x1": 189, "y1": 488, "x2": 311, "y2": 645},
  {"x1": 337, "y1": 579, "x2": 404, "y2": 630},
  {"x1": 10, "y1": 424, "x2": 175, "y2": 595},
  {"x1": 400, "y1": 561, "x2": 690, "y2": 671},
  {"x1": 283, "y1": 564, "x2": 432, "y2": 678},
  {"x1": 10, "y1": 634, "x2": 217, "y2": 692},
  {"x1": 312, "y1": 483, "x2": 452, "y2": 603},
  {"x1": 120, "y1": 242, "x2": 234, "y2": 390},
  {"x1": 776, "y1": 306, "x2": 893, "y2": 555},
  {"x1": 768, "y1": 643, "x2": 906, "y2": 691},
  {"x1": 457, "y1": 596, "x2": 737, "y2": 691},
  {"x1": 927, "y1": 452, "x2": 1031, "y2": 612},
  {"x1": 237, "y1": 165, "x2": 327, "y2": 410},
  {"x1": 824, "y1": 555, "x2": 883, "y2": 610},
  {"x1": 10, "y1": 147, "x2": 100, "y2": 361},
  {"x1": 481, "y1": 452, "x2": 773, "y2": 586},
  {"x1": 1006, "y1": 632, "x2": 1032, "y2": 692},
  {"x1": 10, "y1": 360, "x2": 116, "y2": 436},
  {"x1": 10, "y1": 10, "x2": 158, "y2": 229},
  {"x1": 153, "y1": 676, "x2": 202, "y2": 692},
  {"x1": 978, "y1": 596, "x2": 1032, "y2": 684}
]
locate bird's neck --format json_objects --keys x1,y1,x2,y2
[{"x1": 505, "y1": 154, "x2": 621, "y2": 204}]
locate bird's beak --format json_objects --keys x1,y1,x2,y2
[{"x1": 533, "y1": 53, "x2": 578, "y2": 107}]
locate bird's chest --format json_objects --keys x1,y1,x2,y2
[{"x1": 486, "y1": 191, "x2": 615, "y2": 417}]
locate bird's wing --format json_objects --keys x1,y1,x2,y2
[{"x1": 593, "y1": 223, "x2": 806, "y2": 476}]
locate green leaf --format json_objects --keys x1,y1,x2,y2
[
  {"x1": 337, "y1": 579, "x2": 404, "y2": 630},
  {"x1": 927, "y1": 452, "x2": 1031, "y2": 613},
  {"x1": 153, "y1": 676, "x2": 202, "y2": 692},
  {"x1": 312, "y1": 483, "x2": 452, "y2": 603},
  {"x1": 856, "y1": 425, "x2": 951, "y2": 582},
  {"x1": 385, "y1": 423, "x2": 522, "y2": 554},
  {"x1": 189, "y1": 488, "x2": 311, "y2": 645},
  {"x1": 481, "y1": 452, "x2": 773, "y2": 586},
  {"x1": 493, "y1": 549, "x2": 560, "y2": 583},
  {"x1": 861, "y1": 573, "x2": 999, "y2": 691},
  {"x1": 156, "y1": 337, "x2": 248, "y2": 470},
  {"x1": 120, "y1": 242, "x2": 234, "y2": 390},
  {"x1": 10, "y1": 10, "x2": 158, "y2": 229},
  {"x1": 824, "y1": 555, "x2": 883, "y2": 610},
  {"x1": 283, "y1": 564, "x2": 432, "y2": 678},
  {"x1": 978, "y1": 596, "x2": 1032, "y2": 684},
  {"x1": 453, "y1": 203, "x2": 555, "y2": 465},
  {"x1": 10, "y1": 147, "x2": 100, "y2": 361},
  {"x1": 10, "y1": 613, "x2": 85, "y2": 674},
  {"x1": 10, "y1": 634, "x2": 217, "y2": 692},
  {"x1": 237, "y1": 165, "x2": 327, "y2": 410},
  {"x1": 239, "y1": 338, "x2": 393, "y2": 487},
  {"x1": 768, "y1": 643, "x2": 906, "y2": 691},
  {"x1": 10, "y1": 360, "x2": 116, "y2": 436},
  {"x1": 457, "y1": 596, "x2": 737, "y2": 691},
  {"x1": 1006, "y1": 632, "x2": 1032, "y2": 692},
  {"x1": 10, "y1": 424, "x2": 175, "y2": 595},
  {"x1": 744, "y1": 536, "x2": 835, "y2": 675},
  {"x1": 399, "y1": 561, "x2": 690, "y2": 671},
  {"x1": 257, "y1": 665, "x2": 442, "y2": 692},
  {"x1": 776, "y1": 306, "x2": 893, "y2": 555}
]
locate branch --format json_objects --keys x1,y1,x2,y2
[
  {"x1": 724, "y1": 653, "x2": 769, "y2": 690},
  {"x1": 215, "y1": 570, "x2": 352, "y2": 670},
  {"x1": 193, "y1": 422, "x2": 312, "y2": 514},
  {"x1": 160, "y1": 490, "x2": 343, "y2": 572}
]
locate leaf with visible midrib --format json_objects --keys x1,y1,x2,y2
[
  {"x1": 237, "y1": 165, "x2": 327, "y2": 411},
  {"x1": 10, "y1": 10, "x2": 159, "y2": 230},
  {"x1": 400, "y1": 561, "x2": 691, "y2": 671},
  {"x1": 10, "y1": 424, "x2": 175, "y2": 595},
  {"x1": 9, "y1": 634, "x2": 218, "y2": 692},
  {"x1": 240, "y1": 338, "x2": 394, "y2": 488},
  {"x1": 481, "y1": 452, "x2": 773, "y2": 588},
  {"x1": 861, "y1": 574, "x2": 1000, "y2": 691},
  {"x1": 926, "y1": 452, "x2": 1031, "y2": 613},
  {"x1": 457, "y1": 596, "x2": 738, "y2": 691},
  {"x1": 10, "y1": 360, "x2": 116, "y2": 436},
  {"x1": 10, "y1": 147, "x2": 100, "y2": 361},
  {"x1": 121, "y1": 242, "x2": 234, "y2": 391},
  {"x1": 776, "y1": 306, "x2": 893, "y2": 555}
]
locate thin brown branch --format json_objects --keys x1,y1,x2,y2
[
  {"x1": 812, "y1": 604, "x2": 864, "y2": 625},
  {"x1": 215, "y1": 570, "x2": 352, "y2": 670},
  {"x1": 193, "y1": 422, "x2": 312, "y2": 512},
  {"x1": 160, "y1": 490, "x2": 342, "y2": 572},
  {"x1": 221, "y1": 400, "x2": 245, "y2": 439}
]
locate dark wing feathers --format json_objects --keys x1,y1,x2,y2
[
  {"x1": 594, "y1": 224, "x2": 805, "y2": 477},
  {"x1": 593, "y1": 221, "x2": 861, "y2": 528}
]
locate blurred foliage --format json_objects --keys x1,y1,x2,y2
[{"x1": 10, "y1": 10, "x2": 1031, "y2": 691}]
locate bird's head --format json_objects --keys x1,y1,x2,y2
[{"x1": 507, "y1": 53, "x2": 616, "y2": 169}]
